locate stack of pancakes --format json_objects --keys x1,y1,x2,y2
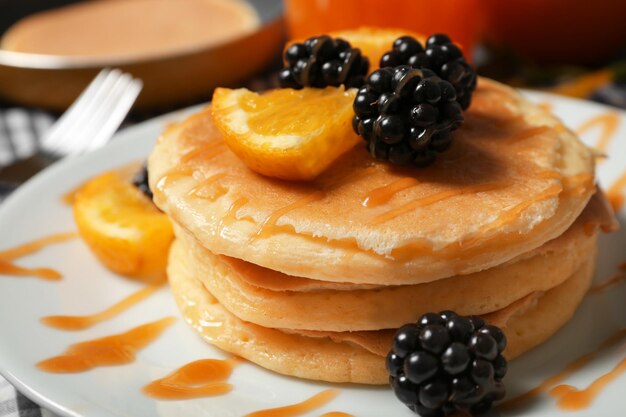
[{"x1": 148, "y1": 78, "x2": 617, "y2": 384}]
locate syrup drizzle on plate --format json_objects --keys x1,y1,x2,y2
[
  {"x1": 550, "y1": 355, "x2": 626, "y2": 410},
  {"x1": 0, "y1": 232, "x2": 76, "y2": 280},
  {"x1": 576, "y1": 112, "x2": 621, "y2": 154},
  {"x1": 41, "y1": 284, "x2": 162, "y2": 330},
  {"x1": 607, "y1": 170, "x2": 626, "y2": 212},
  {"x1": 244, "y1": 389, "x2": 339, "y2": 417},
  {"x1": 37, "y1": 317, "x2": 175, "y2": 373},
  {"x1": 500, "y1": 328, "x2": 626, "y2": 411},
  {"x1": 143, "y1": 357, "x2": 240, "y2": 400},
  {"x1": 589, "y1": 262, "x2": 626, "y2": 294}
]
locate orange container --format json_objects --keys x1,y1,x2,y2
[
  {"x1": 284, "y1": 0, "x2": 484, "y2": 55},
  {"x1": 481, "y1": 0, "x2": 626, "y2": 65}
]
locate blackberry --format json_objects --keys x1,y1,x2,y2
[
  {"x1": 386, "y1": 312, "x2": 507, "y2": 417},
  {"x1": 132, "y1": 163, "x2": 152, "y2": 199},
  {"x1": 278, "y1": 35, "x2": 369, "y2": 89},
  {"x1": 380, "y1": 34, "x2": 476, "y2": 109},
  {"x1": 353, "y1": 67, "x2": 463, "y2": 167}
]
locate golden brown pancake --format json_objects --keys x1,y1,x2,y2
[
  {"x1": 149, "y1": 78, "x2": 595, "y2": 284},
  {"x1": 167, "y1": 240, "x2": 595, "y2": 384},
  {"x1": 150, "y1": 71, "x2": 617, "y2": 386},
  {"x1": 171, "y1": 191, "x2": 602, "y2": 331}
]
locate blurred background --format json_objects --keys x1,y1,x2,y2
[
  {"x1": 286, "y1": 0, "x2": 626, "y2": 108},
  {"x1": 1, "y1": 0, "x2": 626, "y2": 164},
  {"x1": 2, "y1": 0, "x2": 626, "y2": 109}
]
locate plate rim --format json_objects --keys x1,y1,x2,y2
[{"x1": 0, "y1": 91, "x2": 625, "y2": 417}]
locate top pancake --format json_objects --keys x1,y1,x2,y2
[{"x1": 148, "y1": 78, "x2": 595, "y2": 284}]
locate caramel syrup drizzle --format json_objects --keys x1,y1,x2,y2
[
  {"x1": 187, "y1": 173, "x2": 229, "y2": 199},
  {"x1": 0, "y1": 258, "x2": 61, "y2": 281},
  {"x1": 37, "y1": 317, "x2": 175, "y2": 373},
  {"x1": 254, "y1": 191, "x2": 325, "y2": 239},
  {"x1": 507, "y1": 125, "x2": 552, "y2": 143},
  {"x1": 143, "y1": 357, "x2": 240, "y2": 400},
  {"x1": 536, "y1": 170, "x2": 563, "y2": 180},
  {"x1": 167, "y1": 118, "x2": 593, "y2": 264},
  {"x1": 155, "y1": 143, "x2": 228, "y2": 195},
  {"x1": 460, "y1": 172, "x2": 591, "y2": 251},
  {"x1": 500, "y1": 328, "x2": 626, "y2": 411},
  {"x1": 320, "y1": 165, "x2": 382, "y2": 190},
  {"x1": 41, "y1": 285, "x2": 162, "y2": 331},
  {"x1": 253, "y1": 165, "x2": 385, "y2": 236},
  {"x1": 246, "y1": 168, "x2": 589, "y2": 263},
  {"x1": 0, "y1": 232, "x2": 77, "y2": 280},
  {"x1": 361, "y1": 177, "x2": 419, "y2": 208},
  {"x1": 179, "y1": 142, "x2": 227, "y2": 164},
  {"x1": 550, "y1": 356, "x2": 626, "y2": 410},
  {"x1": 218, "y1": 197, "x2": 250, "y2": 236},
  {"x1": 244, "y1": 389, "x2": 339, "y2": 417},
  {"x1": 607, "y1": 170, "x2": 626, "y2": 212},
  {"x1": 589, "y1": 262, "x2": 626, "y2": 294},
  {"x1": 575, "y1": 112, "x2": 621, "y2": 154},
  {"x1": 466, "y1": 184, "x2": 563, "y2": 239},
  {"x1": 538, "y1": 102, "x2": 554, "y2": 113},
  {"x1": 593, "y1": 273, "x2": 626, "y2": 294},
  {"x1": 368, "y1": 182, "x2": 504, "y2": 226},
  {"x1": 155, "y1": 167, "x2": 195, "y2": 194}
]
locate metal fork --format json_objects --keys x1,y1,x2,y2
[{"x1": 0, "y1": 68, "x2": 142, "y2": 190}]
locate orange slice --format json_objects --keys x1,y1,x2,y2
[
  {"x1": 288, "y1": 27, "x2": 426, "y2": 72},
  {"x1": 212, "y1": 86, "x2": 359, "y2": 181},
  {"x1": 73, "y1": 171, "x2": 173, "y2": 284},
  {"x1": 329, "y1": 27, "x2": 426, "y2": 71}
]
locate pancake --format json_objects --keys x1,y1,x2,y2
[
  {"x1": 211, "y1": 189, "x2": 616, "y2": 292},
  {"x1": 171, "y1": 192, "x2": 601, "y2": 330},
  {"x1": 149, "y1": 78, "x2": 595, "y2": 284},
  {"x1": 168, "y1": 240, "x2": 595, "y2": 384}
]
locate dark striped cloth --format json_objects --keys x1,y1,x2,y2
[
  {"x1": 0, "y1": 107, "x2": 54, "y2": 167},
  {"x1": 0, "y1": 107, "x2": 54, "y2": 204},
  {"x1": 0, "y1": 376, "x2": 55, "y2": 417}
]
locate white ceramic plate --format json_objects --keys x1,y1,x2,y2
[{"x1": 0, "y1": 93, "x2": 625, "y2": 417}]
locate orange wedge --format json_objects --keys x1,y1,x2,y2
[
  {"x1": 212, "y1": 86, "x2": 359, "y2": 181},
  {"x1": 288, "y1": 27, "x2": 426, "y2": 72},
  {"x1": 73, "y1": 171, "x2": 173, "y2": 284}
]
